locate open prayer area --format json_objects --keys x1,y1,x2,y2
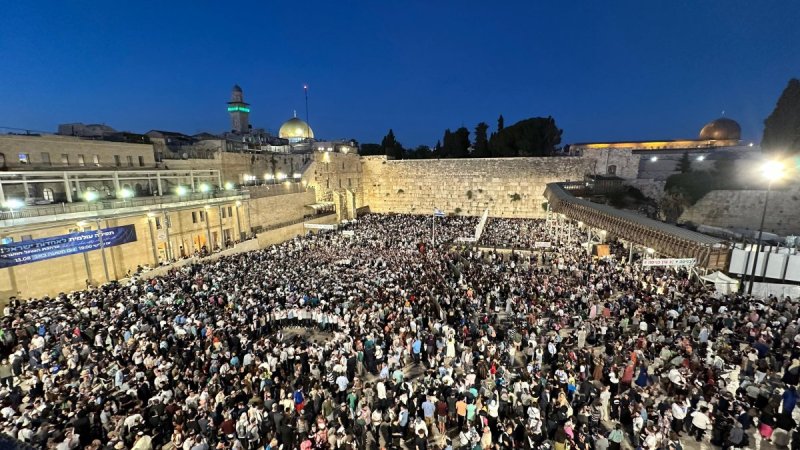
[{"x1": 0, "y1": 213, "x2": 798, "y2": 450}]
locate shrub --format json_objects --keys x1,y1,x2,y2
[
  {"x1": 454, "y1": 207, "x2": 462, "y2": 214},
  {"x1": 509, "y1": 193, "x2": 522, "y2": 202},
  {"x1": 397, "y1": 189, "x2": 404, "y2": 194},
  {"x1": 466, "y1": 190, "x2": 473, "y2": 199}
]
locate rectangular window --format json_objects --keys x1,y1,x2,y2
[
  {"x1": 199, "y1": 211, "x2": 205, "y2": 222},
  {"x1": 93, "y1": 154, "x2": 100, "y2": 166},
  {"x1": 77, "y1": 154, "x2": 85, "y2": 166},
  {"x1": 40, "y1": 152, "x2": 51, "y2": 166},
  {"x1": 155, "y1": 217, "x2": 162, "y2": 230},
  {"x1": 127, "y1": 156, "x2": 134, "y2": 167},
  {"x1": 192, "y1": 212, "x2": 198, "y2": 224},
  {"x1": 61, "y1": 153, "x2": 69, "y2": 166},
  {"x1": 18, "y1": 153, "x2": 30, "y2": 164},
  {"x1": 221, "y1": 208, "x2": 227, "y2": 219},
  {"x1": 138, "y1": 156, "x2": 145, "y2": 167},
  {"x1": 114, "y1": 155, "x2": 121, "y2": 167},
  {"x1": 348, "y1": 178, "x2": 352, "y2": 187},
  {"x1": 227, "y1": 206, "x2": 233, "y2": 217}
]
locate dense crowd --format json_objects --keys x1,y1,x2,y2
[{"x1": 1, "y1": 213, "x2": 799, "y2": 450}]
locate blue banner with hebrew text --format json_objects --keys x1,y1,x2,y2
[{"x1": 0, "y1": 225, "x2": 137, "y2": 269}]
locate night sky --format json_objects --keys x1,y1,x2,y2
[{"x1": 1, "y1": 1, "x2": 799, "y2": 147}]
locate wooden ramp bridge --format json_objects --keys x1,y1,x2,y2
[{"x1": 543, "y1": 182, "x2": 730, "y2": 270}]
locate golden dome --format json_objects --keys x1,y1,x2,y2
[
  {"x1": 699, "y1": 118, "x2": 741, "y2": 141},
  {"x1": 279, "y1": 117, "x2": 314, "y2": 140}
]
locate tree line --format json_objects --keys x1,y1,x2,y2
[{"x1": 359, "y1": 115, "x2": 563, "y2": 159}]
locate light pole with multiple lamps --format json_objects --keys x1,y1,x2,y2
[{"x1": 746, "y1": 160, "x2": 785, "y2": 295}]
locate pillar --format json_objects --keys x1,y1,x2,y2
[
  {"x1": 112, "y1": 172, "x2": 121, "y2": 195},
  {"x1": 62, "y1": 173, "x2": 73, "y2": 203}
]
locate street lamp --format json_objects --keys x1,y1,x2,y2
[
  {"x1": 747, "y1": 160, "x2": 786, "y2": 295},
  {"x1": 176, "y1": 186, "x2": 188, "y2": 197},
  {"x1": 83, "y1": 191, "x2": 99, "y2": 202},
  {"x1": 224, "y1": 182, "x2": 235, "y2": 190},
  {"x1": 199, "y1": 183, "x2": 210, "y2": 193}
]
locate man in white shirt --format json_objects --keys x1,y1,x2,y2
[{"x1": 690, "y1": 407, "x2": 712, "y2": 442}]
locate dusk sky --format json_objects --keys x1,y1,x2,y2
[{"x1": 1, "y1": 1, "x2": 799, "y2": 147}]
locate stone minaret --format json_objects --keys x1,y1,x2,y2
[{"x1": 227, "y1": 84, "x2": 250, "y2": 134}]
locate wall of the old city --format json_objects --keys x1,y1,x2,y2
[
  {"x1": 679, "y1": 186, "x2": 800, "y2": 235},
  {"x1": 361, "y1": 156, "x2": 593, "y2": 218}
]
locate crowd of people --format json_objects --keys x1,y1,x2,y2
[{"x1": 0, "y1": 212, "x2": 799, "y2": 450}]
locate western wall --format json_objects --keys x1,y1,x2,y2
[{"x1": 360, "y1": 156, "x2": 592, "y2": 217}]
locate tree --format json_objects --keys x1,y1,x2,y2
[
  {"x1": 762, "y1": 78, "x2": 800, "y2": 157},
  {"x1": 381, "y1": 129, "x2": 405, "y2": 159},
  {"x1": 359, "y1": 143, "x2": 383, "y2": 156},
  {"x1": 488, "y1": 116, "x2": 563, "y2": 157},
  {"x1": 473, "y1": 122, "x2": 490, "y2": 157},
  {"x1": 452, "y1": 127, "x2": 471, "y2": 158},
  {"x1": 406, "y1": 145, "x2": 432, "y2": 159},
  {"x1": 497, "y1": 115, "x2": 504, "y2": 132},
  {"x1": 677, "y1": 151, "x2": 692, "y2": 173},
  {"x1": 441, "y1": 129, "x2": 455, "y2": 158},
  {"x1": 659, "y1": 190, "x2": 690, "y2": 223}
]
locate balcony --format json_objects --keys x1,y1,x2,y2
[{"x1": 0, "y1": 190, "x2": 249, "y2": 229}]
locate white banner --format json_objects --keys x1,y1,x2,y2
[
  {"x1": 341, "y1": 230, "x2": 355, "y2": 236},
  {"x1": 642, "y1": 258, "x2": 696, "y2": 267},
  {"x1": 456, "y1": 237, "x2": 477, "y2": 243},
  {"x1": 534, "y1": 242, "x2": 552, "y2": 248},
  {"x1": 304, "y1": 223, "x2": 338, "y2": 230}
]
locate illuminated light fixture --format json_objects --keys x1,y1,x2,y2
[
  {"x1": 198, "y1": 183, "x2": 211, "y2": 193},
  {"x1": 277, "y1": 172, "x2": 287, "y2": 180},
  {"x1": 749, "y1": 142, "x2": 754, "y2": 147},
  {"x1": 224, "y1": 182, "x2": 234, "y2": 190},
  {"x1": 650, "y1": 156, "x2": 658, "y2": 162},
  {"x1": 118, "y1": 188, "x2": 134, "y2": 199},
  {"x1": 577, "y1": 221, "x2": 583, "y2": 227},
  {"x1": 176, "y1": 186, "x2": 188, "y2": 196},
  {"x1": 761, "y1": 160, "x2": 785, "y2": 181},
  {"x1": 646, "y1": 247, "x2": 655, "y2": 254},
  {"x1": 696, "y1": 155, "x2": 705, "y2": 161},
  {"x1": 146, "y1": 212, "x2": 156, "y2": 218},
  {"x1": 227, "y1": 106, "x2": 250, "y2": 113},
  {"x1": 293, "y1": 173, "x2": 301, "y2": 179},
  {"x1": 264, "y1": 173, "x2": 274, "y2": 180},
  {"x1": 5, "y1": 198, "x2": 24, "y2": 210},
  {"x1": 235, "y1": 201, "x2": 242, "y2": 207},
  {"x1": 76, "y1": 220, "x2": 88, "y2": 228},
  {"x1": 83, "y1": 191, "x2": 99, "y2": 202}
]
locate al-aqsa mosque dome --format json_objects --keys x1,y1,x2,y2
[
  {"x1": 699, "y1": 118, "x2": 741, "y2": 141},
  {"x1": 279, "y1": 115, "x2": 314, "y2": 143}
]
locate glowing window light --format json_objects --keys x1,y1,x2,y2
[{"x1": 227, "y1": 106, "x2": 251, "y2": 113}]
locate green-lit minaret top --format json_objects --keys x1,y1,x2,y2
[{"x1": 227, "y1": 84, "x2": 250, "y2": 134}]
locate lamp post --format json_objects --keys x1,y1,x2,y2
[
  {"x1": 747, "y1": 160, "x2": 785, "y2": 295},
  {"x1": 5, "y1": 198, "x2": 24, "y2": 220}
]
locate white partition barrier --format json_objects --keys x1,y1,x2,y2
[{"x1": 729, "y1": 246, "x2": 800, "y2": 284}]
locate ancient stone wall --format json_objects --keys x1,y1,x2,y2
[
  {"x1": 579, "y1": 148, "x2": 640, "y2": 179},
  {"x1": 679, "y1": 186, "x2": 800, "y2": 235},
  {"x1": 361, "y1": 156, "x2": 592, "y2": 218}
]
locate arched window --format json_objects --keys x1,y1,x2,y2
[
  {"x1": 42, "y1": 188, "x2": 54, "y2": 202},
  {"x1": 607, "y1": 165, "x2": 617, "y2": 175}
]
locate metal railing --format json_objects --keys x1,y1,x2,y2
[{"x1": 0, "y1": 190, "x2": 249, "y2": 221}]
